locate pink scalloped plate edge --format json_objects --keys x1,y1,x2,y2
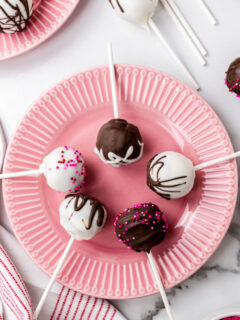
[
  {"x1": 0, "y1": 0, "x2": 80, "y2": 61},
  {"x1": 2, "y1": 65, "x2": 238, "y2": 299}
]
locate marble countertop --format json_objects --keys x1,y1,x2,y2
[{"x1": 1, "y1": 0, "x2": 240, "y2": 319}]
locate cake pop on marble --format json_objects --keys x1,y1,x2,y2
[{"x1": 226, "y1": 58, "x2": 240, "y2": 97}]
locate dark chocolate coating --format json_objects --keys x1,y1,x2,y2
[
  {"x1": 108, "y1": 0, "x2": 124, "y2": 12},
  {"x1": 147, "y1": 154, "x2": 187, "y2": 200},
  {"x1": 65, "y1": 193, "x2": 105, "y2": 230},
  {"x1": 114, "y1": 203, "x2": 167, "y2": 253},
  {"x1": 0, "y1": 0, "x2": 32, "y2": 33},
  {"x1": 226, "y1": 58, "x2": 240, "y2": 96},
  {"x1": 96, "y1": 119, "x2": 142, "y2": 163}
]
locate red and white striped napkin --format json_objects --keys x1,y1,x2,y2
[{"x1": 0, "y1": 226, "x2": 126, "y2": 320}]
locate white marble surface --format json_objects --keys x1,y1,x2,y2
[{"x1": 1, "y1": 0, "x2": 240, "y2": 319}]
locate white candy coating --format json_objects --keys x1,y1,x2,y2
[
  {"x1": 59, "y1": 194, "x2": 107, "y2": 241},
  {"x1": 147, "y1": 151, "x2": 195, "y2": 199},
  {"x1": 40, "y1": 146, "x2": 86, "y2": 193},
  {"x1": 109, "y1": 0, "x2": 158, "y2": 26},
  {"x1": 0, "y1": 0, "x2": 33, "y2": 33},
  {"x1": 94, "y1": 141, "x2": 144, "y2": 168}
]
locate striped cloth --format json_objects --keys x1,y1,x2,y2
[{"x1": 0, "y1": 227, "x2": 126, "y2": 320}]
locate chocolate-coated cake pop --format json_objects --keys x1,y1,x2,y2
[
  {"x1": 60, "y1": 193, "x2": 107, "y2": 241},
  {"x1": 147, "y1": 151, "x2": 195, "y2": 200},
  {"x1": 114, "y1": 203, "x2": 167, "y2": 252},
  {"x1": 0, "y1": 0, "x2": 33, "y2": 33},
  {"x1": 226, "y1": 58, "x2": 240, "y2": 96},
  {"x1": 95, "y1": 119, "x2": 143, "y2": 167}
]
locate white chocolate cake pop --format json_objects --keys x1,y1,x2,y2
[
  {"x1": 39, "y1": 146, "x2": 86, "y2": 193},
  {"x1": 108, "y1": 0, "x2": 158, "y2": 26},
  {"x1": 59, "y1": 193, "x2": 107, "y2": 241},
  {"x1": 0, "y1": 0, "x2": 33, "y2": 33},
  {"x1": 147, "y1": 151, "x2": 195, "y2": 200}
]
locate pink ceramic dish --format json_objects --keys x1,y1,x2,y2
[
  {"x1": 3, "y1": 65, "x2": 238, "y2": 299},
  {"x1": 0, "y1": 0, "x2": 80, "y2": 61}
]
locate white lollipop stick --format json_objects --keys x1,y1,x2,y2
[
  {"x1": 199, "y1": 0, "x2": 217, "y2": 25},
  {"x1": 33, "y1": 237, "x2": 75, "y2": 320},
  {"x1": 148, "y1": 19, "x2": 200, "y2": 91},
  {"x1": 0, "y1": 168, "x2": 43, "y2": 179},
  {"x1": 147, "y1": 251, "x2": 174, "y2": 320},
  {"x1": 160, "y1": 0, "x2": 206, "y2": 65},
  {"x1": 0, "y1": 120, "x2": 6, "y2": 172},
  {"x1": 194, "y1": 151, "x2": 240, "y2": 171},
  {"x1": 164, "y1": 0, "x2": 207, "y2": 56},
  {"x1": 107, "y1": 41, "x2": 119, "y2": 119}
]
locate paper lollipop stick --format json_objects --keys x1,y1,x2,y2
[
  {"x1": 147, "y1": 150, "x2": 240, "y2": 200},
  {"x1": 114, "y1": 203, "x2": 174, "y2": 320},
  {"x1": 0, "y1": 146, "x2": 86, "y2": 193},
  {"x1": 199, "y1": 0, "x2": 217, "y2": 25},
  {"x1": 108, "y1": 41, "x2": 119, "y2": 119},
  {"x1": 194, "y1": 151, "x2": 240, "y2": 171},
  {"x1": 34, "y1": 193, "x2": 107, "y2": 319},
  {"x1": 160, "y1": 0, "x2": 206, "y2": 65},
  {"x1": 162, "y1": 0, "x2": 207, "y2": 57},
  {"x1": 0, "y1": 120, "x2": 7, "y2": 172},
  {"x1": 33, "y1": 237, "x2": 75, "y2": 319},
  {"x1": 147, "y1": 252, "x2": 174, "y2": 320},
  {"x1": 148, "y1": 19, "x2": 200, "y2": 90}
]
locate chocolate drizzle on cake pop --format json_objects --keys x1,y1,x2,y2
[
  {"x1": 226, "y1": 58, "x2": 240, "y2": 96},
  {"x1": 65, "y1": 193, "x2": 105, "y2": 230},
  {"x1": 108, "y1": 0, "x2": 124, "y2": 13},
  {"x1": 95, "y1": 119, "x2": 143, "y2": 167},
  {"x1": 114, "y1": 203, "x2": 167, "y2": 252},
  {"x1": 0, "y1": 0, "x2": 32, "y2": 33},
  {"x1": 147, "y1": 155, "x2": 187, "y2": 200}
]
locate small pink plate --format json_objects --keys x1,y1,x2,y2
[
  {"x1": 3, "y1": 65, "x2": 238, "y2": 299},
  {"x1": 0, "y1": 0, "x2": 79, "y2": 61}
]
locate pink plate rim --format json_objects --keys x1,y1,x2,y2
[
  {"x1": 2, "y1": 65, "x2": 238, "y2": 299},
  {"x1": 0, "y1": 0, "x2": 80, "y2": 61}
]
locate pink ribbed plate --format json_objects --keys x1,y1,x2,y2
[
  {"x1": 3, "y1": 65, "x2": 238, "y2": 299},
  {"x1": 0, "y1": 0, "x2": 79, "y2": 61}
]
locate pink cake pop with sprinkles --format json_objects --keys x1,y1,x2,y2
[
  {"x1": 114, "y1": 203, "x2": 174, "y2": 320},
  {"x1": 0, "y1": 146, "x2": 86, "y2": 193}
]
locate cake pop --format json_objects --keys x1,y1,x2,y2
[
  {"x1": 95, "y1": 119, "x2": 143, "y2": 167},
  {"x1": 34, "y1": 193, "x2": 107, "y2": 319},
  {"x1": 95, "y1": 42, "x2": 144, "y2": 167},
  {"x1": 60, "y1": 193, "x2": 107, "y2": 240},
  {"x1": 107, "y1": 1, "x2": 200, "y2": 90},
  {"x1": 114, "y1": 203, "x2": 167, "y2": 252},
  {"x1": 114, "y1": 202, "x2": 174, "y2": 320},
  {"x1": 226, "y1": 58, "x2": 240, "y2": 97},
  {"x1": 147, "y1": 150, "x2": 240, "y2": 200},
  {"x1": 109, "y1": 0, "x2": 158, "y2": 26},
  {"x1": 0, "y1": 0, "x2": 33, "y2": 33},
  {"x1": 147, "y1": 152, "x2": 195, "y2": 200},
  {"x1": 0, "y1": 146, "x2": 86, "y2": 193}
]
